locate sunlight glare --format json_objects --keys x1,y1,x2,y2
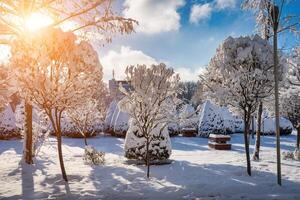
[{"x1": 25, "y1": 13, "x2": 53, "y2": 32}]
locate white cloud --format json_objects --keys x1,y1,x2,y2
[
  {"x1": 175, "y1": 67, "x2": 205, "y2": 82},
  {"x1": 123, "y1": 0, "x2": 185, "y2": 34},
  {"x1": 215, "y1": 0, "x2": 236, "y2": 10},
  {"x1": 101, "y1": 46, "x2": 204, "y2": 83},
  {"x1": 189, "y1": 3, "x2": 212, "y2": 24},
  {"x1": 100, "y1": 46, "x2": 158, "y2": 82}
]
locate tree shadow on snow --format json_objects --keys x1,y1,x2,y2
[
  {"x1": 62, "y1": 134, "x2": 124, "y2": 155},
  {"x1": 78, "y1": 159, "x2": 300, "y2": 200},
  {"x1": 171, "y1": 137, "x2": 210, "y2": 151}
]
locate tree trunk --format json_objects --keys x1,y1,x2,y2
[
  {"x1": 146, "y1": 137, "x2": 150, "y2": 178},
  {"x1": 251, "y1": 115, "x2": 255, "y2": 139},
  {"x1": 84, "y1": 132, "x2": 88, "y2": 146},
  {"x1": 24, "y1": 102, "x2": 33, "y2": 164},
  {"x1": 272, "y1": 5, "x2": 281, "y2": 185},
  {"x1": 244, "y1": 111, "x2": 251, "y2": 176},
  {"x1": 297, "y1": 127, "x2": 300, "y2": 149},
  {"x1": 56, "y1": 128, "x2": 68, "y2": 182},
  {"x1": 253, "y1": 102, "x2": 263, "y2": 161}
]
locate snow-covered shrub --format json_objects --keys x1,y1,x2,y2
[
  {"x1": 294, "y1": 149, "x2": 300, "y2": 161},
  {"x1": 179, "y1": 104, "x2": 198, "y2": 130},
  {"x1": 84, "y1": 145, "x2": 105, "y2": 165},
  {"x1": 113, "y1": 108, "x2": 130, "y2": 137},
  {"x1": 168, "y1": 122, "x2": 180, "y2": 136},
  {"x1": 67, "y1": 99, "x2": 103, "y2": 143},
  {"x1": 0, "y1": 105, "x2": 20, "y2": 140},
  {"x1": 282, "y1": 151, "x2": 294, "y2": 160},
  {"x1": 104, "y1": 100, "x2": 117, "y2": 133},
  {"x1": 124, "y1": 119, "x2": 171, "y2": 161},
  {"x1": 262, "y1": 117, "x2": 293, "y2": 135},
  {"x1": 104, "y1": 100, "x2": 129, "y2": 136},
  {"x1": 198, "y1": 100, "x2": 225, "y2": 138},
  {"x1": 233, "y1": 116, "x2": 244, "y2": 133},
  {"x1": 282, "y1": 149, "x2": 300, "y2": 161},
  {"x1": 219, "y1": 107, "x2": 236, "y2": 134}
]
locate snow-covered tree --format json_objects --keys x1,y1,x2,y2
[
  {"x1": 67, "y1": 99, "x2": 103, "y2": 146},
  {"x1": 0, "y1": 0, "x2": 137, "y2": 165},
  {"x1": 10, "y1": 28, "x2": 102, "y2": 181},
  {"x1": 288, "y1": 47, "x2": 300, "y2": 87},
  {"x1": 281, "y1": 47, "x2": 300, "y2": 148},
  {"x1": 178, "y1": 81, "x2": 198, "y2": 103},
  {"x1": 243, "y1": 0, "x2": 300, "y2": 185},
  {"x1": 191, "y1": 81, "x2": 205, "y2": 107},
  {"x1": 119, "y1": 63, "x2": 180, "y2": 178},
  {"x1": 202, "y1": 35, "x2": 276, "y2": 176},
  {"x1": 0, "y1": 1, "x2": 137, "y2": 44}
]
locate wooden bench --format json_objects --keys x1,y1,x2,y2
[{"x1": 208, "y1": 134, "x2": 231, "y2": 150}]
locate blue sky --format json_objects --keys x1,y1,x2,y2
[{"x1": 99, "y1": 0, "x2": 300, "y2": 82}]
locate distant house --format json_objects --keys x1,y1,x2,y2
[{"x1": 108, "y1": 70, "x2": 132, "y2": 100}]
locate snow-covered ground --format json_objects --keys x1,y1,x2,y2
[{"x1": 0, "y1": 133, "x2": 299, "y2": 200}]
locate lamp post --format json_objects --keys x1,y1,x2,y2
[{"x1": 271, "y1": 4, "x2": 281, "y2": 186}]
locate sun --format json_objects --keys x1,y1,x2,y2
[{"x1": 25, "y1": 12, "x2": 53, "y2": 32}]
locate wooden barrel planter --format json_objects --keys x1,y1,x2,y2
[{"x1": 208, "y1": 134, "x2": 231, "y2": 150}]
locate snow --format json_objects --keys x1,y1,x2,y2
[{"x1": 1, "y1": 133, "x2": 300, "y2": 199}]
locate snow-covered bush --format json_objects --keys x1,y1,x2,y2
[
  {"x1": 125, "y1": 119, "x2": 171, "y2": 161},
  {"x1": 179, "y1": 104, "x2": 198, "y2": 130},
  {"x1": 104, "y1": 100, "x2": 118, "y2": 133},
  {"x1": 233, "y1": 116, "x2": 244, "y2": 133},
  {"x1": 84, "y1": 145, "x2": 105, "y2": 165},
  {"x1": 0, "y1": 105, "x2": 20, "y2": 140},
  {"x1": 67, "y1": 99, "x2": 103, "y2": 144},
  {"x1": 104, "y1": 100, "x2": 129, "y2": 136},
  {"x1": 282, "y1": 149, "x2": 300, "y2": 161},
  {"x1": 168, "y1": 122, "x2": 180, "y2": 136},
  {"x1": 113, "y1": 108, "x2": 130, "y2": 136},
  {"x1": 198, "y1": 100, "x2": 225, "y2": 138},
  {"x1": 219, "y1": 107, "x2": 236, "y2": 134},
  {"x1": 294, "y1": 149, "x2": 300, "y2": 161},
  {"x1": 262, "y1": 117, "x2": 293, "y2": 135}
]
